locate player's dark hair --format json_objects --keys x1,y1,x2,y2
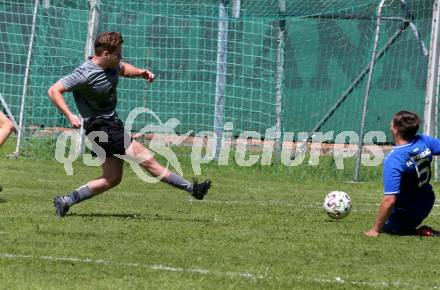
[
  {"x1": 392, "y1": 111, "x2": 420, "y2": 140},
  {"x1": 94, "y1": 32, "x2": 123, "y2": 56}
]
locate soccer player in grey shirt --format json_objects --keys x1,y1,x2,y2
[{"x1": 48, "y1": 32, "x2": 211, "y2": 217}]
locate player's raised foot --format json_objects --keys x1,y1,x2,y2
[
  {"x1": 415, "y1": 225, "x2": 440, "y2": 237},
  {"x1": 191, "y1": 179, "x2": 211, "y2": 200},
  {"x1": 53, "y1": 195, "x2": 70, "y2": 217}
]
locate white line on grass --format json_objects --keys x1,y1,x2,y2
[
  {"x1": 285, "y1": 275, "x2": 439, "y2": 289},
  {"x1": 0, "y1": 253, "x2": 263, "y2": 281},
  {"x1": 311, "y1": 276, "x2": 439, "y2": 289},
  {"x1": 1, "y1": 253, "x2": 438, "y2": 288},
  {"x1": 201, "y1": 199, "x2": 379, "y2": 211},
  {"x1": 203, "y1": 199, "x2": 383, "y2": 207},
  {"x1": 202, "y1": 200, "x2": 440, "y2": 212}
]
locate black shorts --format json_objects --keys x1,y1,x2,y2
[{"x1": 84, "y1": 117, "x2": 131, "y2": 157}]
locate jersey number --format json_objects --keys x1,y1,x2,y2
[{"x1": 414, "y1": 158, "x2": 431, "y2": 187}]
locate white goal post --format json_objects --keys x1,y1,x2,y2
[{"x1": 424, "y1": 0, "x2": 440, "y2": 180}]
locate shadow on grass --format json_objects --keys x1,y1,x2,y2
[
  {"x1": 323, "y1": 218, "x2": 354, "y2": 223},
  {"x1": 69, "y1": 212, "x2": 211, "y2": 223},
  {"x1": 69, "y1": 213, "x2": 142, "y2": 219},
  {"x1": 0, "y1": 198, "x2": 7, "y2": 203}
]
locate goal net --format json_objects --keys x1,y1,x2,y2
[{"x1": 0, "y1": 0, "x2": 436, "y2": 157}]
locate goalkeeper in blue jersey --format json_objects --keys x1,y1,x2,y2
[{"x1": 366, "y1": 111, "x2": 440, "y2": 237}]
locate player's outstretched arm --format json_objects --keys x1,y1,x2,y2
[
  {"x1": 47, "y1": 80, "x2": 81, "y2": 128},
  {"x1": 365, "y1": 195, "x2": 396, "y2": 237},
  {"x1": 120, "y1": 62, "x2": 155, "y2": 82}
]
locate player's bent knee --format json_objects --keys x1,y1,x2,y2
[
  {"x1": 110, "y1": 176, "x2": 122, "y2": 187},
  {"x1": 6, "y1": 120, "x2": 14, "y2": 133},
  {"x1": 103, "y1": 175, "x2": 122, "y2": 189},
  {"x1": 1, "y1": 119, "x2": 14, "y2": 133}
]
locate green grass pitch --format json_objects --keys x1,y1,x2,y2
[{"x1": 0, "y1": 143, "x2": 440, "y2": 289}]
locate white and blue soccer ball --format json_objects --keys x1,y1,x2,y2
[{"x1": 323, "y1": 191, "x2": 352, "y2": 219}]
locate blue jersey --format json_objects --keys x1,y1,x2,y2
[{"x1": 383, "y1": 135, "x2": 440, "y2": 208}]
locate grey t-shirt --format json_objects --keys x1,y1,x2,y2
[{"x1": 61, "y1": 58, "x2": 121, "y2": 119}]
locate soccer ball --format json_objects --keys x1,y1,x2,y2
[{"x1": 323, "y1": 191, "x2": 352, "y2": 219}]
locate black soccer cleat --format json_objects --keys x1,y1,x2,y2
[
  {"x1": 191, "y1": 179, "x2": 211, "y2": 200},
  {"x1": 415, "y1": 225, "x2": 440, "y2": 237},
  {"x1": 53, "y1": 195, "x2": 70, "y2": 217}
]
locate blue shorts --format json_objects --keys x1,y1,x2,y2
[{"x1": 383, "y1": 191, "x2": 435, "y2": 235}]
